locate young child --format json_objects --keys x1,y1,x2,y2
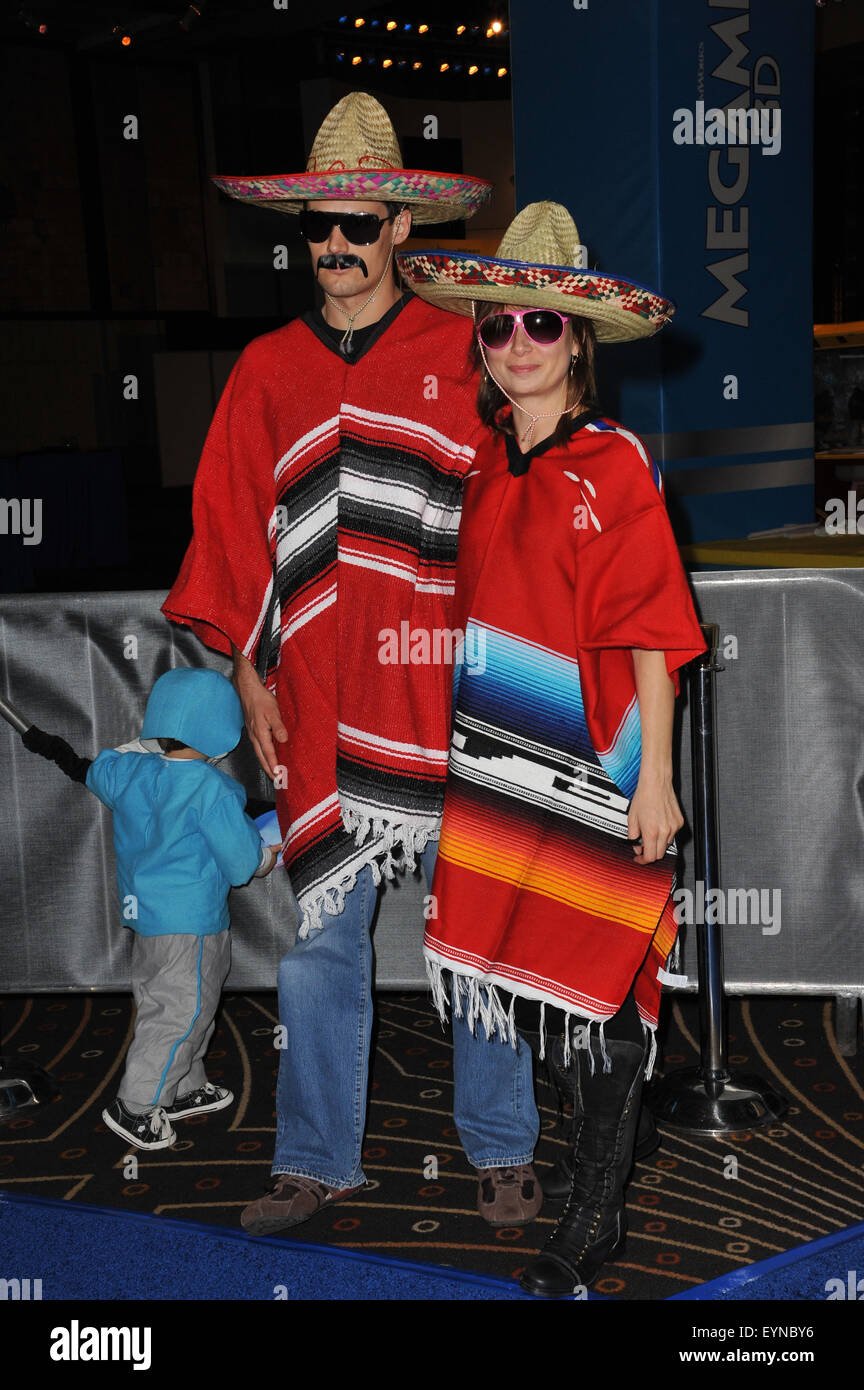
[{"x1": 86, "y1": 667, "x2": 279, "y2": 1150}]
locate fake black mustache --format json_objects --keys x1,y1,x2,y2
[{"x1": 316, "y1": 253, "x2": 368, "y2": 278}]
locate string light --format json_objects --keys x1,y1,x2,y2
[
  {"x1": 440, "y1": 61, "x2": 449, "y2": 71},
  {"x1": 468, "y1": 64, "x2": 478, "y2": 74},
  {"x1": 179, "y1": 2, "x2": 206, "y2": 32},
  {"x1": 457, "y1": 24, "x2": 466, "y2": 34},
  {"x1": 413, "y1": 60, "x2": 422, "y2": 69},
  {"x1": 383, "y1": 57, "x2": 392, "y2": 67},
  {"x1": 418, "y1": 23, "x2": 428, "y2": 32},
  {"x1": 491, "y1": 19, "x2": 503, "y2": 32},
  {"x1": 497, "y1": 66, "x2": 507, "y2": 76},
  {"x1": 386, "y1": 19, "x2": 397, "y2": 29},
  {"x1": 354, "y1": 16, "x2": 364, "y2": 26},
  {"x1": 121, "y1": 33, "x2": 132, "y2": 46},
  {"x1": 352, "y1": 54, "x2": 362, "y2": 64}
]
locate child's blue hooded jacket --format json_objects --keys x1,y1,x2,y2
[{"x1": 86, "y1": 670, "x2": 263, "y2": 937}]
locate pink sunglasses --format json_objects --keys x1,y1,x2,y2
[{"x1": 477, "y1": 308, "x2": 569, "y2": 350}]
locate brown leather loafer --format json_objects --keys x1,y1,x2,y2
[
  {"x1": 477, "y1": 1163, "x2": 543, "y2": 1226},
  {"x1": 240, "y1": 1174, "x2": 365, "y2": 1236}
]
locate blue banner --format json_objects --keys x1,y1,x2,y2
[{"x1": 510, "y1": 0, "x2": 814, "y2": 544}]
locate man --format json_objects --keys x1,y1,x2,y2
[{"x1": 163, "y1": 92, "x2": 541, "y2": 1234}]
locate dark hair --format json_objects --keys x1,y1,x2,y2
[
  {"x1": 471, "y1": 302, "x2": 598, "y2": 444},
  {"x1": 157, "y1": 737, "x2": 188, "y2": 753},
  {"x1": 302, "y1": 199, "x2": 405, "y2": 224}
]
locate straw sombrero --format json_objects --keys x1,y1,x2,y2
[
  {"x1": 397, "y1": 202, "x2": 674, "y2": 341},
  {"x1": 212, "y1": 91, "x2": 491, "y2": 225}
]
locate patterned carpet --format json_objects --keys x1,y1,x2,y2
[{"x1": 2, "y1": 990, "x2": 863, "y2": 1299}]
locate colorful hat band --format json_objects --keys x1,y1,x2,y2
[
  {"x1": 397, "y1": 250, "x2": 675, "y2": 340},
  {"x1": 212, "y1": 170, "x2": 492, "y2": 221}
]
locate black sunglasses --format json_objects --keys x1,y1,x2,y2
[{"x1": 298, "y1": 209, "x2": 392, "y2": 246}]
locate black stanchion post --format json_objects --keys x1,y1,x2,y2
[
  {"x1": 0, "y1": 690, "x2": 61, "y2": 1121},
  {"x1": 651, "y1": 622, "x2": 787, "y2": 1132}
]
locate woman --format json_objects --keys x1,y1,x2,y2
[{"x1": 397, "y1": 203, "x2": 705, "y2": 1298}]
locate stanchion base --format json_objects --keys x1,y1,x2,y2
[
  {"x1": 648, "y1": 1067, "x2": 788, "y2": 1134},
  {"x1": 0, "y1": 1057, "x2": 60, "y2": 1125}
]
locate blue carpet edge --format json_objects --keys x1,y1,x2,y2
[
  {"x1": 668, "y1": 1218, "x2": 864, "y2": 1300},
  {"x1": 0, "y1": 1188, "x2": 538, "y2": 1299}
]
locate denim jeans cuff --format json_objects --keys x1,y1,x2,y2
[
  {"x1": 471, "y1": 1153, "x2": 535, "y2": 1170},
  {"x1": 271, "y1": 1165, "x2": 366, "y2": 1189}
]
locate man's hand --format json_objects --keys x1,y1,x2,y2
[{"x1": 232, "y1": 647, "x2": 288, "y2": 780}]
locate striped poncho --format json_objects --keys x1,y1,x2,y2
[
  {"x1": 424, "y1": 416, "x2": 706, "y2": 1060},
  {"x1": 163, "y1": 297, "x2": 483, "y2": 935}
]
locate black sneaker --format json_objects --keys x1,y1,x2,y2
[
  {"x1": 102, "y1": 1099, "x2": 176, "y2": 1150},
  {"x1": 162, "y1": 1082, "x2": 234, "y2": 1120}
]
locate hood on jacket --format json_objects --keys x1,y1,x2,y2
[{"x1": 141, "y1": 668, "x2": 245, "y2": 760}]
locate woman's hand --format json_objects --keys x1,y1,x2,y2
[
  {"x1": 629, "y1": 649, "x2": 681, "y2": 864},
  {"x1": 627, "y1": 777, "x2": 683, "y2": 864},
  {"x1": 232, "y1": 647, "x2": 288, "y2": 780}
]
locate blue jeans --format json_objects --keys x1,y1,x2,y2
[{"x1": 273, "y1": 841, "x2": 539, "y2": 1187}]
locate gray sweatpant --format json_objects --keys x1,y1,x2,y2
[{"x1": 119, "y1": 930, "x2": 232, "y2": 1113}]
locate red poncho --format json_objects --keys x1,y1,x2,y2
[
  {"x1": 163, "y1": 298, "x2": 484, "y2": 935},
  {"x1": 425, "y1": 416, "x2": 706, "y2": 1058}
]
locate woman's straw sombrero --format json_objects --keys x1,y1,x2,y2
[
  {"x1": 212, "y1": 91, "x2": 491, "y2": 225},
  {"x1": 397, "y1": 201, "x2": 674, "y2": 341}
]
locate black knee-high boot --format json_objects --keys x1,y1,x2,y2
[
  {"x1": 519, "y1": 1005, "x2": 659, "y2": 1201},
  {"x1": 541, "y1": 1095, "x2": 659, "y2": 1200},
  {"x1": 520, "y1": 1030, "x2": 649, "y2": 1298}
]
